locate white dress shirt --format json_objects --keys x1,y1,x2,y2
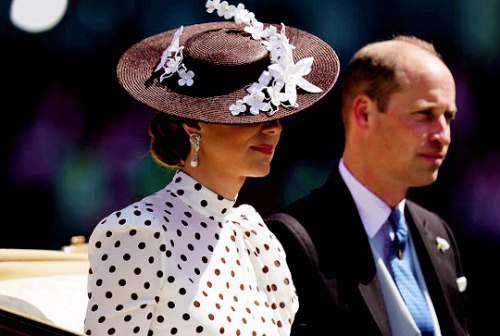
[{"x1": 339, "y1": 159, "x2": 441, "y2": 336}]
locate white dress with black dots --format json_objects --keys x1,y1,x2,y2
[{"x1": 84, "y1": 171, "x2": 298, "y2": 336}]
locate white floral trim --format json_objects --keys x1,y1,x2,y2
[
  {"x1": 154, "y1": 26, "x2": 195, "y2": 87},
  {"x1": 206, "y1": 0, "x2": 323, "y2": 116},
  {"x1": 155, "y1": 1, "x2": 323, "y2": 116}
]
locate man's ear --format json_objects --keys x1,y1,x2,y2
[{"x1": 351, "y1": 93, "x2": 377, "y2": 130}]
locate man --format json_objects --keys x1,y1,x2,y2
[{"x1": 266, "y1": 36, "x2": 468, "y2": 335}]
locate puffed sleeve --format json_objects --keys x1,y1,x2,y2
[{"x1": 84, "y1": 205, "x2": 169, "y2": 336}]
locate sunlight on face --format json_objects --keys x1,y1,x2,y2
[
  {"x1": 197, "y1": 121, "x2": 282, "y2": 179},
  {"x1": 369, "y1": 53, "x2": 456, "y2": 189}
]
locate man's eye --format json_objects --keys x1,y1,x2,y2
[
  {"x1": 414, "y1": 110, "x2": 431, "y2": 117},
  {"x1": 445, "y1": 112, "x2": 456, "y2": 121}
]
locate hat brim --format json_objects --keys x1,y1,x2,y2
[{"x1": 117, "y1": 21, "x2": 339, "y2": 124}]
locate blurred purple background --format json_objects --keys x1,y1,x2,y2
[{"x1": 2, "y1": 0, "x2": 499, "y2": 333}]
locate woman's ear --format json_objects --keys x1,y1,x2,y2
[
  {"x1": 351, "y1": 93, "x2": 377, "y2": 130},
  {"x1": 182, "y1": 121, "x2": 201, "y2": 135}
]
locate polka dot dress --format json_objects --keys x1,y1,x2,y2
[{"x1": 84, "y1": 171, "x2": 298, "y2": 336}]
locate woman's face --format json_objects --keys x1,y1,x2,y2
[{"x1": 195, "y1": 120, "x2": 282, "y2": 179}]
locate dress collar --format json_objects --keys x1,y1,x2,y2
[{"x1": 167, "y1": 170, "x2": 236, "y2": 222}]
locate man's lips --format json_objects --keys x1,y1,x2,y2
[
  {"x1": 251, "y1": 144, "x2": 274, "y2": 155},
  {"x1": 420, "y1": 151, "x2": 445, "y2": 163}
]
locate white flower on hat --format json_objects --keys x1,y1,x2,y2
[
  {"x1": 265, "y1": 83, "x2": 287, "y2": 114},
  {"x1": 205, "y1": 1, "x2": 324, "y2": 116},
  {"x1": 229, "y1": 100, "x2": 247, "y2": 116},
  {"x1": 243, "y1": 91, "x2": 271, "y2": 115},
  {"x1": 156, "y1": 1, "x2": 325, "y2": 117},
  {"x1": 245, "y1": 20, "x2": 266, "y2": 40},
  {"x1": 178, "y1": 69, "x2": 195, "y2": 87},
  {"x1": 247, "y1": 71, "x2": 272, "y2": 95},
  {"x1": 206, "y1": 0, "x2": 221, "y2": 14},
  {"x1": 155, "y1": 26, "x2": 195, "y2": 86},
  {"x1": 234, "y1": 5, "x2": 253, "y2": 25}
]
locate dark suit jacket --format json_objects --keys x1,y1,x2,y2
[{"x1": 266, "y1": 168, "x2": 468, "y2": 335}]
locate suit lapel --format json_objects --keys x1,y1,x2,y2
[
  {"x1": 358, "y1": 278, "x2": 392, "y2": 336},
  {"x1": 312, "y1": 169, "x2": 391, "y2": 335}
]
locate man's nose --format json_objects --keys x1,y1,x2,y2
[{"x1": 429, "y1": 115, "x2": 451, "y2": 146}]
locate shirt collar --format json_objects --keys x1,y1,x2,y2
[
  {"x1": 167, "y1": 170, "x2": 236, "y2": 222},
  {"x1": 339, "y1": 159, "x2": 406, "y2": 239}
]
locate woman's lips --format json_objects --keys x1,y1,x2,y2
[{"x1": 251, "y1": 144, "x2": 274, "y2": 155}]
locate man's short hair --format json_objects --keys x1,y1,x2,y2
[{"x1": 341, "y1": 35, "x2": 440, "y2": 132}]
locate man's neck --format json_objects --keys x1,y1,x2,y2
[{"x1": 342, "y1": 154, "x2": 407, "y2": 208}]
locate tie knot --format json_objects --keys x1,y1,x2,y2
[{"x1": 388, "y1": 208, "x2": 408, "y2": 249}]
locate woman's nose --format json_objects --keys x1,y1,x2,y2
[{"x1": 261, "y1": 120, "x2": 282, "y2": 135}]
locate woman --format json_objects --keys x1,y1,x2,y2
[{"x1": 84, "y1": 1, "x2": 339, "y2": 336}]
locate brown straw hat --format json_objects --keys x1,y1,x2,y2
[{"x1": 117, "y1": 13, "x2": 339, "y2": 124}]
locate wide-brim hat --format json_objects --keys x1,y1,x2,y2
[{"x1": 117, "y1": 20, "x2": 339, "y2": 124}]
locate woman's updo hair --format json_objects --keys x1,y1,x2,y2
[{"x1": 148, "y1": 112, "x2": 199, "y2": 168}]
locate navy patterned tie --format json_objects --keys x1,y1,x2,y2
[{"x1": 387, "y1": 208, "x2": 435, "y2": 335}]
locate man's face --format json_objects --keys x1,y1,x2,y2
[{"x1": 369, "y1": 55, "x2": 457, "y2": 190}]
